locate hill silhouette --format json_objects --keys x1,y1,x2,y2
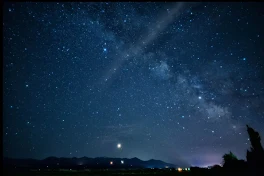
[
  {"x1": 3, "y1": 125, "x2": 264, "y2": 176},
  {"x1": 3, "y1": 156, "x2": 176, "y2": 170}
]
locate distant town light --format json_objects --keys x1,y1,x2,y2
[
  {"x1": 121, "y1": 160, "x2": 124, "y2": 164},
  {"x1": 110, "y1": 161, "x2": 113, "y2": 165},
  {"x1": 177, "y1": 168, "x2": 182, "y2": 172}
]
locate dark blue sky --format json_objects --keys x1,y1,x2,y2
[{"x1": 3, "y1": 2, "x2": 264, "y2": 167}]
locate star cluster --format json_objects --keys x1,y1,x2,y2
[{"x1": 3, "y1": 2, "x2": 264, "y2": 167}]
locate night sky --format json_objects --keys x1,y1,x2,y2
[{"x1": 3, "y1": 2, "x2": 264, "y2": 167}]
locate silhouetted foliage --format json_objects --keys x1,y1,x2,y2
[
  {"x1": 221, "y1": 153, "x2": 247, "y2": 174},
  {"x1": 246, "y1": 125, "x2": 264, "y2": 170},
  {"x1": 217, "y1": 125, "x2": 264, "y2": 175},
  {"x1": 211, "y1": 164, "x2": 222, "y2": 172},
  {"x1": 212, "y1": 164, "x2": 221, "y2": 168},
  {"x1": 222, "y1": 151, "x2": 238, "y2": 168},
  {"x1": 221, "y1": 151, "x2": 248, "y2": 171}
]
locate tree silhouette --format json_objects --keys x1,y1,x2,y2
[
  {"x1": 222, "y1": 151, "x2": 248, "y2": 171},
  {"x1": 246, "y1": 125, "x2": 264, "y2": 170},
  {"x1": 222, "y1": 151, "x2": 238, "y2": 168}
]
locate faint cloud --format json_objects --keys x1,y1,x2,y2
[
  {"x1": 151, "y1": 61, "x2": 172, "y2": 80},
  {"x1": 177, "y1": 75, "x2": 187, "y2": 84},
  {"x1": 99, "y1": 2, "x2": 186, "y2": 89},
  {"x1": 99, "y1": 124, "x2": 139, "y2": 144},
  {"x1": 204, "y1": 103, "x2": 230, "y2": 121},
  {"x1": 176, "y1": 74, "x2": 231, "y2": 121}
]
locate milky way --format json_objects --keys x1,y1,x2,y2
[{"x1": 3, "y1": 2, "x2": 264, "y2": 167}]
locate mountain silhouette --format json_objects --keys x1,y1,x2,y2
[{"x1": 3, "y1": 156, "x2": 176, "y2": 170}]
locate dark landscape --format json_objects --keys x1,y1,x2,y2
[
  {"x1": 3, "y1": 156, "x2": 176, "y2": 170},
  {"x1": 3, "y1": 125, "x2": 264, "y2": 175}
]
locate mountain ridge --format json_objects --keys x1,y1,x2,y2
[{"x1": 3, "y1": 156, "x2": 177, "y2": 169}]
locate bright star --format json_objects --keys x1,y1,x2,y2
[
  {"x1": 198, "y1": 96, "x2": 202, "y2": 99},
  {"x1": 117, "y1": 143, "x2": 122, "y2": 149}
]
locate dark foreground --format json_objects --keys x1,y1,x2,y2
[{"x1": 3, "y1": 168, "x2": 259, "y2": 176}]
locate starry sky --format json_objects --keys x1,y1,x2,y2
[{"x1": 3, "y1": 2, "x2": 264, "y2": 167}]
